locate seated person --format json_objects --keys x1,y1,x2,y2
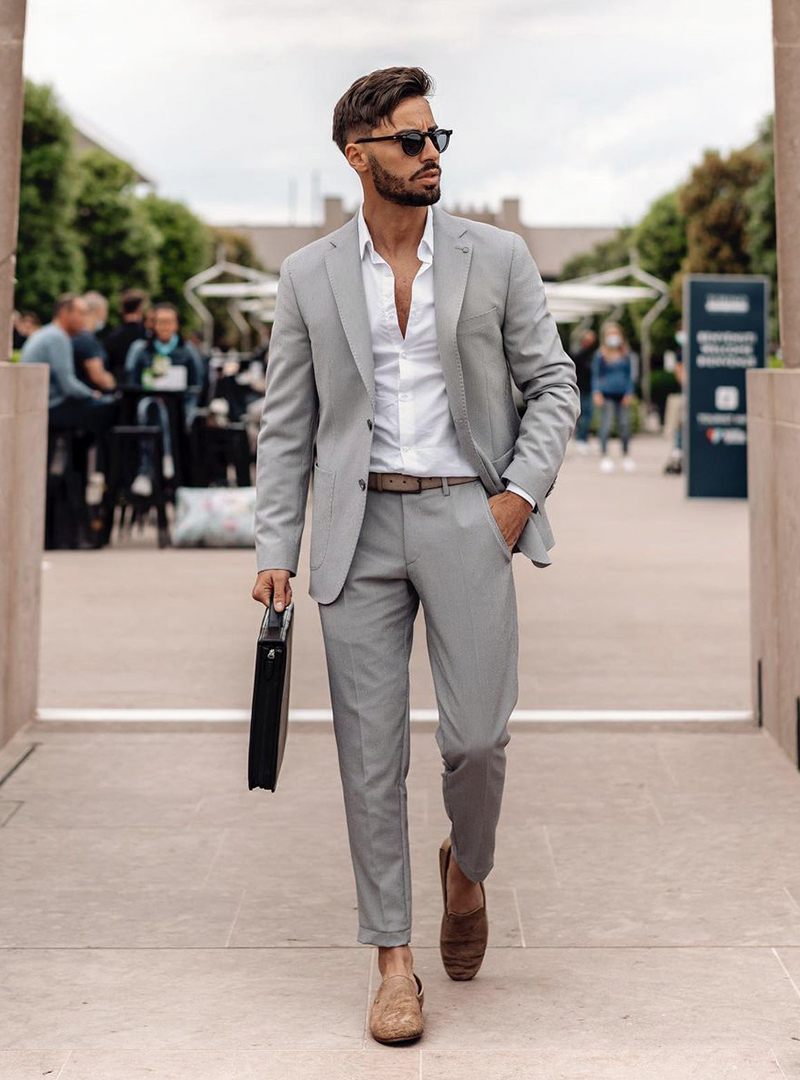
[
  {"x1": 104, "y1": 288, "x2": 149, "y2": 383},
  {"x1": 20, "y1": 293, "x2": 117, "y2": 434},
  {"x1": 124, "y1": 301, "x2": 204, "y2": 496},
  {"x1": 73, "y1": 290, "x2": 116, "y2": 393}
]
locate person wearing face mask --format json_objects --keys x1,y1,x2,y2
[
  {"x1": 591, "y1": 321, "x2": 636, "y2": 472},
  {"x1": 73, "y1": 291, "x2": 117, "y2": 392}
]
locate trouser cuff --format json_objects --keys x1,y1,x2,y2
[{"x1": 358, "y1": 925, "x2": 412, "y2": 946}]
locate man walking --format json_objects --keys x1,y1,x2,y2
[{"x1": 252, "y1": 66, "x2": 580, "y2": 1044}]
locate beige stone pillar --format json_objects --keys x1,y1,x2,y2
[
  {"x1": 0, "y1": 0, "x2": 27, "y2": 362},
  {"x1": 773, "y1": 0, "x2": 800, "y2": 367},
  {"x1": 747, "y1": 1, "x2": 800, "y2": 766},
  {"x1": 0, "y1": 0, "x2": 46, "y2": 751}
]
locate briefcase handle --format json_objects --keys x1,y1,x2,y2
[{"x1": 259, "y1": 599, "x2": 294, "y2": 643}]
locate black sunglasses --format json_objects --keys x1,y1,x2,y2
[{"x1": 354, "y1": 127, "x2": 453, "y2": 157}]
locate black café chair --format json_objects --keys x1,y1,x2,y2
[
  {"x1": 102, "y1": 425, "x2": 171, "y2": 548},
  {"x1": 45, "y1": 426, "x2": 86, "y2": 549},
  {"x1": 190, "y1": 413, "x2": 251, "y2": 487}
]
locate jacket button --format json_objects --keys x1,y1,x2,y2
[
  {"x1": 461, "y1": 246, "x2": 469, "y2": 253},
  {"x1": 367, "y1": 419, "x2": 373, "y2": 430},
  {"x1": 359, "y1": 478, "x2": 366, "y2": 490}
]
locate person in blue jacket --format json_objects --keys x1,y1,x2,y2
[{"x1": 591, "y1": 320, "x2": 637, "y2": 472}]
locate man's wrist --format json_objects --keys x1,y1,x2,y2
[{"x1": 504, "y1": 480, "x2": 536, "y2": 512}]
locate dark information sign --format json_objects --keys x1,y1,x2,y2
[{"x1": 684, "y1": 274, "x2": 768, "y2": 498}]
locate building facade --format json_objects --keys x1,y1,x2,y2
[{"x1": 225, "y1": 196, "x2": 617, "y2": 281}]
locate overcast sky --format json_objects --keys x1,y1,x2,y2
[{"x1": 22, "y1": 0, "x2": 774, "y2": 229}]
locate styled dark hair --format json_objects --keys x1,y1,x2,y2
[
  {"x1": 121, "y1": 288, "x2": 148, "y2": 316},
  {"x1": 52, "y1": 293, "x2": 79, "y2": 318},
  {"x1": 332, "y1": 66, "x2": 434, "y2": 155}
]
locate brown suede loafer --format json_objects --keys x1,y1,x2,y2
[
  {"x1": 368, "y1": 972, "x2": 425, "y2": 1044},
  {"x1": 439, "y1": 835, "x2": 488, "y2": 980}
]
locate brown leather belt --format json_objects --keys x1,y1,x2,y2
[{"x1": 368, "y1": 471, "x2": 480, "y2": 493}]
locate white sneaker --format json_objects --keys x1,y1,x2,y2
[
  {"x1": 131, "y1": 473, "x2": 153, "y2": 498},
  {"x1": 600, "y1": 456, "x2": 615, "y2": 473},
  {"x1": 162, "y1": 453, "x2": 175, "y2": 480},
  {"x1": 622, "y1": 457, "x2": 636, "y2": 472}
]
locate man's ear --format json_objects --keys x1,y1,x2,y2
[{"x1": 344, "y1": 143, "x2": 369, "y2": 176}]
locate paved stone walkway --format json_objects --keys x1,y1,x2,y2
[
  {"x1": 2, "y1": 432, "x2": 791, "y2": 1078},
  {"x1": 2, "y1": 723, "x2": 800, "y2": 1076},
  {"x1": 36, "y1": 434, "x2": 750, "y2": 711}
]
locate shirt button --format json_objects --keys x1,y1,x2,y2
[
  {"x1": 366, "y1": 419, "x2": 373, "y2": 429},
  {"x1": 401, "y1": 445, "x2": 410, "y2": 452},
  {"x1": 400, "y1": 351, "x2": 407, "y2": 359},
  {"x1": 358, "y1": 478, "x2": 366, "y2": 490},
  {"x1": 399, "y1": 393, "x2": 409, "y2": 400}
]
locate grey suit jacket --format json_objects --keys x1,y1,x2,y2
[{"x1": 254, "y1": 203, "x2": 581, "y2": 605}]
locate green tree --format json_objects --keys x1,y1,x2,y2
[
  {"x1": 15, "y1": 80, "x2": 84, "y2": 316},
  {"x1": 73, "y1": 148, "x2": 160, "y2": 314},
  {"x1": 628, "y1": 189, "x2": 687, "y2": 356},
  {"x1": 674, "y1": 146, "x2": 766, "y2": 308},
  {"x1": 141, "y1": 192, "x2": 212, "y2": 325}
]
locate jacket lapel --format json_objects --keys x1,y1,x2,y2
[
  {"x1": 431, "y1": 204, "x2": 472, "y2": 431},
  {"x1": 324, "y1": 216, "x2": 375, "y2": 406}
]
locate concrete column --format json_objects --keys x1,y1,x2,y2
[
  {"x1": 746, "y1": 2, "x2": 800, "y2": 767},
  {"x1": 0, "y1": 0, "x2": 27, "y2": 362},
  {"x1": 772, "y1": 0, "x2": 800, "y2": 367},
  {"x1": 0, "y1": 1, "x2": 42, "y2": 751},
  {"x1": 0, "y1": 362, "x2": 49, "y2": 750}
]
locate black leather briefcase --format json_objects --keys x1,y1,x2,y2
[{"x1": 248, "y1": 599, "x2": 294, "y2": 791}]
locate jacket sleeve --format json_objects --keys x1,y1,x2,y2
[
  {"x1": 254, "y1": 258, "x2": 319, "y2": 576},
  {"x1": 499, "y1": 232, "x2": 581, "y2": 510}
]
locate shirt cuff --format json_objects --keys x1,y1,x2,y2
[{"x1": 504, "y1": 480, "x2": 536, "y2": 511}]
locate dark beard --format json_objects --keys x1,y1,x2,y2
[{"x1": 368, "y1": 153, "x2": 441, "y2": 207}]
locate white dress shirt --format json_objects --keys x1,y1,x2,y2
[{"x1": 357, "y1": 203, "x2": 536, "y2": 510}]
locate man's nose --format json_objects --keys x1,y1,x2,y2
[{"x1": 419, "y1": 140, "x2": 440, "y2": 168}]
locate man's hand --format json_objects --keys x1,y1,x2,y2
[
  {"x1": 593, "y1": 391, "x2": 604, "y2": 407},
  {"x1": 252, "y1": 569, "x2": 292, "y2": 611},
  {"x1": 487, "y1": 489, "x2": 532, "y2": 551}
]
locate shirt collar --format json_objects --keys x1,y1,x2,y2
[{"x1": 357, "y1": 204, "x2": 434, "y2": 265}]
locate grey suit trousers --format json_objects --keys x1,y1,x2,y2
[{"x1": 317, "y1": 475, "x2": 519, "y2": 946}]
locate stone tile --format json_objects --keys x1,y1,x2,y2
[
  {"x1": 54, "y1": 1050, "x2": 421, "y2": 1079},
  {"x1": 0, "y1": 826, "x2": 227, "y2": 889},
  {"x1": 7, "y1": 789, "x2": 204, "y2": 828},
  {"x1": 203, "y1": 820, "x2": 356, "y2": 891},
  {"x1": 0, "y1": 800, "x2": 21, "y2": 826},
  {"x1": 517, "y1": 879, "x2": 800, "y2": 947},
  {"x1": 0, "y1": 1052, "x2": 72, "y2": 1080},
  {"x1": 543, "y1": 821, "x2": 800, "y2": 888},
  {"x1": 0, "y1": 885, "x2": 244, "y2": 948},
  {"x1": 421, "y1": 1045, "x2": 795, "y2": 1078},
  {"x1": 226, "y1": 881, "x2": 365, "y2": 948},
  {"x1": 380, "y1": 947, "x2": 800, "y2": 1054},
  {"x1": 0, "y1": 948, "x2": 370, "y2": 1050}
]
